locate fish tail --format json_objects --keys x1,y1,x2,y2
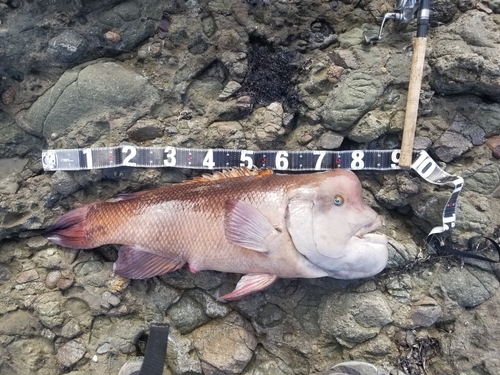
[{"x1": 44, "y1": 205, "x2": 94, "y2": 249}]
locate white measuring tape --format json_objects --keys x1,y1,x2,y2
[{"x1": 42, "y1": 146, "x2": 463, "y2": 253}]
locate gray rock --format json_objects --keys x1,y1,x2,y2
[
  {"x1": 465, "y1": 163, "x2": 500, "y2": 194},
  {"x1": 410, "y1": 297, "x2": 442, "y2": 328},
  {"x1": 167, "y1": 295, "x2": 210, "y2": 334},
  {"x1": 432, "y1": 131, "x2": 473, "y2": 162},
  {"x1": 192, "y1": 312, "x2": 257, "y2": 375},
  {"x1": 21, "y1": 61, "x2": 160, "y2": 141},
  {"x1": 100, "y1": 291, "x2": 122, "y2": 309},
  {"x1": 50, "y1": 170, "x2": 81, "y2": 196},
  {"x1": 255, "y1": 303, "x2": 286, "y2": 328},
  {"x1": 318, "y1": 132, "x2": 343, "y2": 149},
  {"x1": 321, "y1": 72, "x2": 384, "y2": 133},
  {"x1": 0, "y1": 310, "x2": 42, "y2": 336},
  {"x1": 348, "y1": 110, "x2": 390, "y2": 143},
  {"x1": 319, "y1": 291, "x2": 393, "y2": 346},
  {"x1": 61, "y1": 319, "x2": 83, "y2": 339},
  {"x1": 48, "y1": 30, "x2": 87, "y2": 63},
  {"x1": 438, "y1": 266, "x2": 499, "y2": 307},
  {"x1": 127, "y1": 119, "x2": 164, "y2": 142},
  {"x1": 56, "y1": 339, "x2": 87, "y2": 368},
  {"x1": 429, "y1": 10, "x2": 500, "y2": 98},
  {"x1": 0, "y1": 263, "x2": 12, "y2": 283}
]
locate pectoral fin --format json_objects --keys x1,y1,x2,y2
[
  {"x1": 218, "y1": 273, "x2": 278, "y2": 301},
  {"x1": 114, "y1": 245, "x2": 185, "y2": 279},
  {"x1": 224, "y1": 199, "x2": 281, "y2": 253}
]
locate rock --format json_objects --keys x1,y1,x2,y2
[
  {"x1": 192, "y1": 312, "x2": 257, "y2": 375},
  {"x1": 429, "y1": 10, "x2": 500, "y2": 98},
  {"x1": 348, "y1": 111, "x2": 390, "y2": 143},
  {"x1": 255, "y1": 303, "x2": 286, "y2": 328},
  {"x1": 432, "y1": 131, "x2": 473, "y2": 162},
  {"x1": 21, "y1": 61, "x2": 161, "y2": 141},
  {"x1": 0, "y1": 264, "x2": 12, "y2": 283},
  {"x1": 45, "y1": 270, "x2": 62, "y2": 289},
  {"x1": 321, "y1": 72, "x2": 384, "y2": 133},
  {"x1": 0, "y1": 310, "x2": 42, "y2": 335},
  {"x1": 47, "y1": 30, "x2": 87, "y2": 63},
  {"x1": 219, "y1": 81, "x2": 242, "y2": 101},
  {"x1": 167, "y1": 295, "x2": 210, "y2": 334},
  {"x1": 61, "y1": 319, "x2": 83, "y2": 339},
  {"x1": 100, "y1": 291, "x2": 121, "y2": 309},
  {"x1": 410, "y1": 297, "x2": 442, "y2": 328},
  {"x1": 318, "y1": 132, "x2": 343, "y2": 149},
  {"x1": 16, "y1": 269, "x2": 39, "y2": 283},
  {"x1": 56, "y1": 339, "x2": 87, "y2": 367},
  {"x1": 50, "y1": 170, "x2": 81, "y2": 196},
  {"x1": 319, "y1": 291, "x2": 393, "y2": 346},
  {"x1": 437, "y1": 266, "x2": 499, "y2": 307},
  {"x1": 127, "y1": 119, "x2": 164, "y2": 142},
  {"x1": 486, "y1": 135, "x2": 500, "y2": 158},
  {"x1": 465, "y1": 163, "x2": 500, "y2": 194}
]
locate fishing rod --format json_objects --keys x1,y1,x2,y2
[{"x1": 363, "y1": 0, "x2": 431, "y2": 168}]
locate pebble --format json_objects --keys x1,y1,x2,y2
[
  {"x1": 107, "y1": 305, "x2": 129, "y2": 317},
  {"x1": 0, "y1": 264, "x2": 12, "y2": 282},
  {"x1": 56, "y1": 340, "x2": 87, "y2": 367},
  {"x1": 97, "y1": 343, "x2": 110, "y2": 354},
  {"x1": 318, "y1": 132, "x2": 343, "y2": 149},
  {"x1": 101, "y1": 291, "x2": 122, "y2": 309},
  {"x1": 16, "y1": 269, "x2": 39, "y2": 283},
  {"x1": 45, "y1": 270, "x2": 62, "y2": 289}
]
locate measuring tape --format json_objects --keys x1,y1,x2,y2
[{"x1": 42, "y1": 146, "x2": 463, "y2": 253}]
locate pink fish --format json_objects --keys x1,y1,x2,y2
[{"x1": 45, "y1": 168, "x2": 387, "y2": 301}]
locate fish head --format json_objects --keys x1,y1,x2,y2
[{"x1": 286, "y1": 169, "x2": 388, "y2": 279}]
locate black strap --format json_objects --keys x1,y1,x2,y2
[
  {"x1": 139, "y1": 323, "x2": 170, "y2": 375},
  {"x1": 427, "y1": 236, "x2": 500, "y2": 263}
]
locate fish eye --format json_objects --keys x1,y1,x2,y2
[{"x1": 333, "y1": 195, "x2": 344, "y2": 206}]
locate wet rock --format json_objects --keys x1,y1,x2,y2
[
  {"x1": 255, "y1": 303, "x2": 286, "y2": 328},
  {"x1": 465, "y1": 163, "x2": 500, "y2": 194},
  {"x1": 318, "y1": 132, "x2": 343, "y2": 149},
  {"x1": 250, "y1": 102, "x2": 286, "y2": 148},
  {"x1": 192, "y1": 312, "x2": 257, "y2": 374},
  {"x1": 0, "y1": 310, "x2": 42, "y2": 336},
  {"x1": 21, "y1": 61, "x2": 161, "y2": 141},
  {"x1": 410, "y1": 297, "x2": 442, "y2": 328},
  {"x1": 16, "y1": 269, "x2": 39, "y2": 283},
  {"x1": 438, "y1": 266, "x2": 499, "y2": 307},
  {"x1": 56, "y1": 339, "x2": 87, "y2": 368},
  {"x1": 4, "y1": 337, "x2": 57, "y2": 373},
  {"x1": 486, "y1": 135, "x2": 500, "y2": 158},
  {"x1": 0, "y1": 263, "x2": 12, "y2": 283},
  {"x1": 167, "y1": 295, "x2": 210, "y2": 334},
  {"x1": 432, "y1": 131, "x2": 473, "y2": 163},
  {"x1": 319, "y1": 291, "x2": 393, "y2": 346},
  {"x1": 48, "y1": 30, "x2": 87, "y2": 63},
  {"x1": 167, "y1": 328, "x2": 202, "y2": 374},
  {"x1": 33, "y1": 292, "x2": 64, "y2": 328},
  {"x1": 50, "y1": 170, "x2": 81, "y2": 196},
  {"x1": 219, "y1": 81, "x2": 242, "y2": 101},
  {"x1": 127, "y1": 119, "x2": 164, "y2": 142},
  {"x1": 100, "y1": 291, "x2": 121, "y2": 309},
  {"x1": 348, "y1": 110, "x2": 390, "y2": 143},
  {"x1": 61, "y1": 319, "x2": 83, "y2": 339},
  {"x1": 321, "y1": 72, "x2": 384, "y2": 133},
  {"x1": 429, "y1": 10, "x2": 500, "y2": 98}
]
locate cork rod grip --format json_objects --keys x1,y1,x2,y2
[{"x1": 399, "y1": 37, "x2": 427, "y2": 168}]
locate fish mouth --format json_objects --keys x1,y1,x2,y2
[{"x1": 354, "y1": 215, "x2": 386, "y2": 243}]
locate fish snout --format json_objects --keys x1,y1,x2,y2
[{"x1": 354, "y1": 215, "x2": 384, "y2": 239}]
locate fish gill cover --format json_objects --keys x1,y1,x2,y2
[{"x1": 236, "y1": 38, "x2": 300, "y2": 111}]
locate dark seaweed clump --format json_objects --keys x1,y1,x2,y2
[{"x1": 237, "y1": 40, "x2": 299, "y2": 110}]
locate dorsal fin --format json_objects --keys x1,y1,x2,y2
[{"x1": 184, "y1": 167, "x2": 273, "y2": 184}]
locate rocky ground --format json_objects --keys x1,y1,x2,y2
[{"x1": 1, "y1": 0, "x2": 500, "y2": 374}]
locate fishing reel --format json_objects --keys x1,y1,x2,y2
[{"x1": 363, "y1": 0, "x2": 420, "y2": 44}]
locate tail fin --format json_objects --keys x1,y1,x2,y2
[{"x1": 44, "y1": 205, "x2": 93, "y2": 249}]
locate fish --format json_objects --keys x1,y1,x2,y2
[{"x1": 44, "y1": 168, "x2": 388, "y2": 301}]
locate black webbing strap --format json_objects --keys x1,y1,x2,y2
[
  {"x1": 139, "y1": 323, "x2": 170, "y2": 375},
  {"x1": 427, "y1": 236, "x2": 500, "y2": 263}
]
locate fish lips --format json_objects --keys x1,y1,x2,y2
[{"x1": 353, "y1": 215, "x2": 387, "y2": 244}]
